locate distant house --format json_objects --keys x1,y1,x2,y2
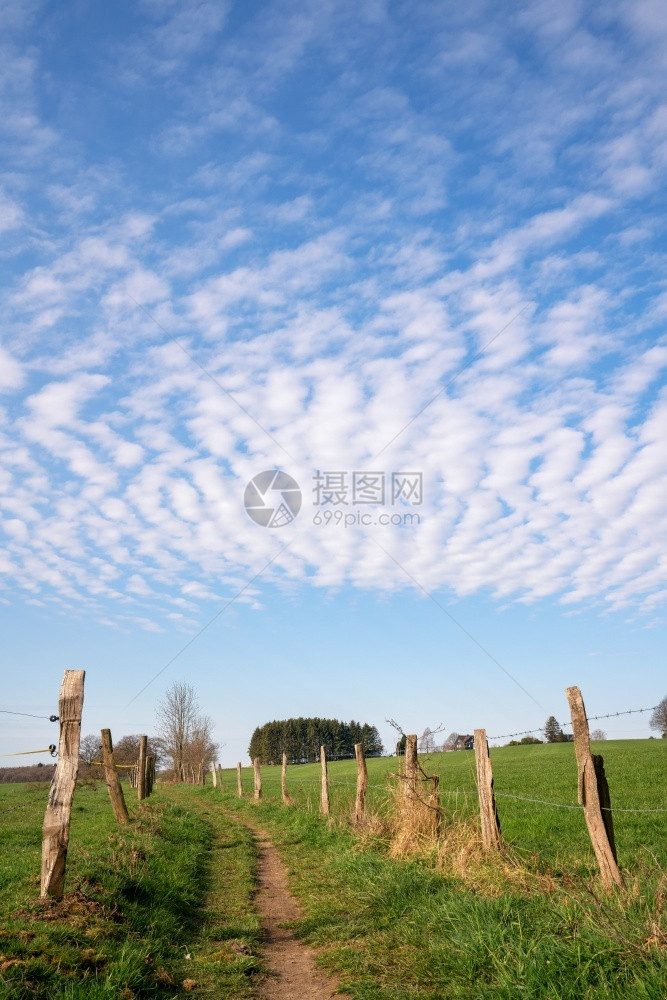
[{"x1": 454, "y1": 734, "x2": 474, "y2": 751}]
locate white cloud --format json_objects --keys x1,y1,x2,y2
[{"x1": 0, "y1": 0, "x2": 666, "y2": 630}]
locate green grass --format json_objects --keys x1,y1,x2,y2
[
  {"x1": 0, "y1": 781, "x2": 261, "y2": 998},
  {"x1": 221, "y1": 790, "x2": 667, "y2": 1000},
  {"x1": 1, "y1": 739, "x2": 664, "y2": 999},
  {"x1": 222, "y1": 739, "x2": 667, "y2": 873}
]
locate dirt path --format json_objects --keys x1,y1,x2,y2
[{"x1": 249, "y1": 825, "x2": 350, "y2": 1000}]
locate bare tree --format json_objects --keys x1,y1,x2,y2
[
  {"x1": 418, "y1": 727, "x2": 435, "y2": 753},
  {"x1": 183, "y1": 719, "x2": 218, "y2": 784},
  {"x1": 591, "y1": 729, "x2": 606, "y2": 741},
  {"x1": 156, "y1": 682, "x2": 219, "y2": 782},
  {"x1": 113, "y1": 734, "x2": 164, "y2": 769},
  {"x1": 649, "y1": 697, "x2": 667, "y2": 738},
  {"x1": 442, "y1": 731, "x2": 459, "y2": 751},
  {"x1": 79, "y1": 734, "x2": 102, "y2": 765}
]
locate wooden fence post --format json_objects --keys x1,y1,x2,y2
[
  {"x1": 281, "y1": 752, "x2": 293, "y2": 805},
  {"x1": 253, "y1": 758, "x2": 262, "y2": 800},
  {"x1": 146, "y1": 755, "x2": 155, "y2": 796},
  {"x1": 101, "y1": 728, "x2": 129, "y2": 825},
  {"x1": 565, "y1": 686, "x2": 623, "y2": 889},
  {"x1": 237, "y1": 762, "x2": 243, "y2": 797},
  {"x1": 474, "y1": 729, "x2": 501, "y2": 850},
  {"x1": 210, "y1": 762, "x2": 217, "y2": 788},
  {"x1": 430, "y1": 774, "x2": 442, "y2": 839},
  {"x1": 217, "y1": 764, "x2": 223, "y2": 790},
  {"x1": 41, "y1": 670, "x2": 85, "y2": 899},
  {"x1": 403, "y1": 734, "x2": 418, "y2": 815},
  {"x1": 137, "y1": 735, "x2": 147, "y2": 801},
  {"x1": 354, "y1": 743, "x2": 367, "y2": 824},
  {"x1": 320, "y1": 745, "x2": 330, "y2": 816}
]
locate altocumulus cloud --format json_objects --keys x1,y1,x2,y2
[{"x1": 0, "y1": 0, "x2": 666, "y2": 628}]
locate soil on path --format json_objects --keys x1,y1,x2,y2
[{"x1": 249, "y1": 825, "x2": 350, "y2": 1000}]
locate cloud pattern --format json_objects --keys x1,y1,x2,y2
[{"x1": 0, "y1": 0, "x2": 666, "y2": 629}]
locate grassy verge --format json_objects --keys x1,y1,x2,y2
[
  {"x1": 0, "y1": 782, "x2": 260, "y2": 999},
  {"x1": 222, "y1": 790, "x2": 667, "y2": 1000}
]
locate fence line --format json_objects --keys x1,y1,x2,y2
[
  {"x1": 231, "y1": 773, "x2": 666, "y2": 814},
  {"x1": 231, "y1": 686, "x2": 664, "y2": 890},
  {"x1": 2, "y1": 679, "x2": 664, "y2": 902}
]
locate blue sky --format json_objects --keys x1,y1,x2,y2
[{"x1": 1, "y1": 0, "x2": 666, "y2": 766}]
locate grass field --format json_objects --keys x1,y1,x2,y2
[
  {"x1": 0, "y1": 782, "x2": 261, "y2": 999},
  {"x1": 0, "y1": 739, "x2": 665, "y2": 998},
  {"x1": 223, "y1": 739, "x2": 667, "y2": 873}
]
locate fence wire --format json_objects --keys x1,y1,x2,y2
[
  {"x1": 244, "y1": 763, "x2": 667, "y2": 815},
  {"x1": 0, "y1": 794, "x2": 49, "y2": 815},
  {"x1": 0, "y1": 709, "x2": 58, "y2": 721}
]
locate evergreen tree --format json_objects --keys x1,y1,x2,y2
[
  {"x1": 544, "y1": 716, "x2": 563, "y2": 743},
  {"x1": 247, "y1": 716, "x2": 384, "y2": 763}
]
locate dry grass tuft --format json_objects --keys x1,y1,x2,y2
[{"x1": 382, "y1": 780, "x2": 559, "y2": 896}]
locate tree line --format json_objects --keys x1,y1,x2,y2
[{"x1": 248, "y1": 717, "x2": 384, "y2": 765}]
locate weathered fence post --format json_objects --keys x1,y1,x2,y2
[
  {"x1": 474, "y1": 728, "x2": 501, "y2": 850},
  {"x1": 253, "y1": 757, "x2": 262, "y2": 800},
  {"x1": 237, "y1": 762, "x2": 243, "y2": 797},
  {"x1": 395, "y1": 734, "x2": 441, "y2": 843},
  {"x1": 593, "y1": 755, "x2": 617, "y2": 860},
  {"x1": 320, "y1": 745, "x2": 330, "y2": 816},
  {"x1": 354, "y1": 743, "x2": 367, "y2": 824},
  {"x1": 430, "y1": 774, "x2": 442, "y2": 839},
  {"x1": 101, "y1": 728, "x2": 129, "y2": 825},
  {"x1": 217, "y1": 764, "x2": 223, "y2": 790},
  {"x1": 403, "y1": 734, "x2": 418, "y2": 816},
  {"x1": 145, "y1": 755, "x2": 155, "y2": 796},
  {"x1": 210, "y1": 762, "x2": 217, "y2": 788},
  {"x1": 41, "y1": 670, "x2": 85, "y2": 899},
  {"x1": 137, "y1": 735, "x2": 147, "y2": 801},
  {"x1": 565, "y1": 686, "x2": 623, "y2": 889},
  {"x1": 281, "y1": 752, "x2": 293, "y2": 805}
]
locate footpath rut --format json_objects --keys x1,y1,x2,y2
[{"x1": 248, "y1": 824, "x2": 350, "y2": 1000}]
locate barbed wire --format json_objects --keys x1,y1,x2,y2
[
  {"x1": 586, "y1": 706, "x2": 658, "y2": 722},
  {"x1": 488, "y1": 704, "x2": 658, "y2": 742},
  {"x1": 0, "y1": 709, "x2": 58, "y2": 721}
]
